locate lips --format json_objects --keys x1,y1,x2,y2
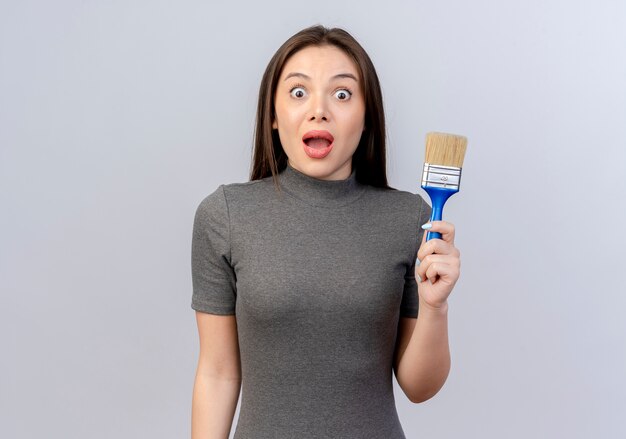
[{"x1": 302, "y1": 130, "x2": 334, "y2": 159}]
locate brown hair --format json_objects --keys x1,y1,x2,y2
[{"x1": 249, "y1": 25, "x2": 391, "y2": 189}]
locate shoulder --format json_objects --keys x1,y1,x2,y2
[
  {"x1": 195, "y1": 177, "x2": 275, "y2": 218},
  {"x1": 359, "y1": 186, "x2": 432, "y2": 237},
  {"x1": 221, "y1": 177, "x2": 274, "y2": 204},
  {"x1": 363, "y1": 185, "x2": 430, "y2": 214}
]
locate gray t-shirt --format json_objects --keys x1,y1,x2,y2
[{"x1": 191, "y1": 163, "x2": 432, "y2": 438}]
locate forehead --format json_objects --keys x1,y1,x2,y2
[{"x1": 280, "y1": 45, "x2": 360, "y2": 80}]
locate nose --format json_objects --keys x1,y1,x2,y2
[{"x1": 308, "y1": 94, "x2": 329, "y2": 122}]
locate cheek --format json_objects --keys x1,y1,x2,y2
[
  {"x1": 274, "y1": 108, "x2": 301, "y2": 152},
  {"x1": 275, "y1": 104, "x2": 300, "y2": 133},
  {"x1": 340, "y1": 108, "x2": 365, "y2": 138}
]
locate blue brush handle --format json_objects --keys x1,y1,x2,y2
[{"x1": 421, "y1": 186, "x2": 458, "y2": 241}]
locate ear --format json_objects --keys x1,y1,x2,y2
[{"x1": 272, "y1": 120, "x2": 278, "y2": 129}]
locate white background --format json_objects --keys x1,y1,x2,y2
[{"x1": 1, "y1": 0, "x2": 625, "y2": 437}]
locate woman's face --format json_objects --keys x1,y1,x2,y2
[{"x1": 272, "y1": 45, "x2": 365, "y2": 181}]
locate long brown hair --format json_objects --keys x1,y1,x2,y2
[{"x1": 249, "y1": 25, "x2": 391, "y2": 189}]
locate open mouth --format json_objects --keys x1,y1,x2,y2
[{"x1": 302, "y1": 130, "x2": 334, "y2": 159}]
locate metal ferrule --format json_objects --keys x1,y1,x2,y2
[{"x1": 421, "y1": 163, "x2": 462, "y2": 190}]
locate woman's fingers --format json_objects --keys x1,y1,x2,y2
[
  {"x1": 415, "y1": 220, "x2": 460, "y2": 285},
  {"x1": 421, "y1": 220, "x2": 455, "y2": 245},
  {"x1": 424, "y1": 260, "x2": 459, "y2": 288},
  {"x1": 417, "y1": 235, "x2": 460, "y2": 263},
  {"x1": 416, "y1": 253, "x2": 460, "y2": 283}
]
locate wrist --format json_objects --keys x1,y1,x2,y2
[{"x1": 419, "y1": 298, "x2": 449, "y2": 316}]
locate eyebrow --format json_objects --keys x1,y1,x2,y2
[{"x1": 283, "y1": 72, "x2": 358, "y2": 82}]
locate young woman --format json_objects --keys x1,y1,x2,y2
[{"x1": 191, "y1": 25, "x2": 460, "y2": 439}]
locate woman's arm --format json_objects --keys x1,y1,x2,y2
[
  {"x1": 394, "y1": 220, "x2": 459, "y2": 403},
  {"x1": 192, "y1": 312, "x2": 241, "y2": 439},
  {"x1": 394, "y1": 303, "x2": 450, "y2": 403}
]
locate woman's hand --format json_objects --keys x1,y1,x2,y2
[{"x1": 415, "y1": 220, "x2": 461, "y2": 311}]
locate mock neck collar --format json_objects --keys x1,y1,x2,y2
[{"x1": 277, "y1": 163, "x2": 365, "y2": 208}]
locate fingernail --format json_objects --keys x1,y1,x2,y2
[
  {"x1": 421, "y1": 223, "x2": 432, "y2": 230},
  {"x1": 416, "y1": 258, "x2": 421, "y2": 266},
  {"x1": 417, "y1": 274, "x2": 422, "y2": 283}
]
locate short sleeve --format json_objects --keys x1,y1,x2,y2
[
  {"x1": 400, "y1": 195, "x2": 433, "y2": 318},
  {"x1": 190, "y1": 185, "x2": 237, "y2": 315}
]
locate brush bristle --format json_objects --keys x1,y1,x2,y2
[{"x1": 425, "y1": 132, "x2": 468, "y2": 168}]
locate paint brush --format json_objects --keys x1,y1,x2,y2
[{"x1": 421, "y1": 132, "x2": 468, "y2": 241}]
